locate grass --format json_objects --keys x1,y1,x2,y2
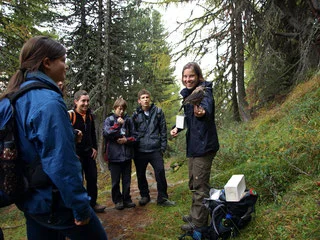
[
  {"x1": 140, "y1": 75, "x2": 320, "y2": 239},
  {"x1": 1, "y1": 76, "x2": 319, "y2": 239},
  {"x1": 0, "y1": 205, "x2": 25, "y2": 240}
]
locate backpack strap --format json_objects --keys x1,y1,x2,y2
[
  {"x1": 68, "y1": 110, "x2": 76, "y2": 126},
  {"x1": 156, "y1": 107, "x2": 162, "y2": 120},
  {"x1": 8, "y1": 82, "x2": 55, "y2": 104},
  {"x1": 68, "y1": 110, "x2": 93, "y2": 126}
]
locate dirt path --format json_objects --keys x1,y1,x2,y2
[{"x1": 96, "y1": 166, "x2": 159, "y2": 240}]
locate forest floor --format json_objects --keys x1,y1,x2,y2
[{"x1": 96, "y1": 164, "x2": 160, "y2": 240}]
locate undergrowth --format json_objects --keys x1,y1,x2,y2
[
  {"x1": 145, "y1": 75, "x2": 320, "y2": 239},
  {"x1": 0, "y1": 76, "x2": 319, "y2": 239}
]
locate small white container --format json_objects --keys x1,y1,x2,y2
[
  {"x1": 224, "y1": 174, "x2": 246, "y2": 202},
  {"x1": 176, "y1": 115, "x2": 185, "y2": 129}
]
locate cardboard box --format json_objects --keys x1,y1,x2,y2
[
  {"x1": 224, "y1": 174, "x2": 246, "y2": 202},
  {"x1": 176, "y1": 115, "x2": 185, "y2": 129}
]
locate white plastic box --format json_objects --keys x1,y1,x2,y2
[
  {"x1": 224, "y1": 174, "x2": 246, "y2": 202},
  {"x1": 176, "y1": 115, "x2": 185, "y2": 129}
]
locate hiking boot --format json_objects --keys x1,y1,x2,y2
[
  {"x1": 157, "y1": 199, "x2": 176, "y2": 207},
  {"x1": 115, "y1": 202, "x2": 124, "y2": 210},
  {"x1": 182, "y1": 215, "x2": 192, "y2": 223},
  {"x1": 93, "y1": 203, "x2": 106, "y2": 213},
  {"x1": 181, "y1": 223, "x2": 196, "y2": 232},
  {"x1": 139, "y1": 197, "x2": 150, "y2": 206},
  {"x1": 124, "y1": 201, "x2": 136, "y2": 208}
]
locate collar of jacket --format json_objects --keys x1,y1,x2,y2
[
  {"x1": 136, "y1": 103, "x2": 155, "y2": 114},
  {"x1": 180, "y1": 81, "x2": 212, "y2": 98},
  {"x1": 74, "y1": 108, "x2": 92, "y2": 116},
  {"x1": 23, "y1": 70, "x2": 62, "y2": 97}
]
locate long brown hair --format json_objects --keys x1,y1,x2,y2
[
  {"x1": 0, "y1": 36, "x2": 66, "y2": 100},
  {"x1": 181, "y1": 62, "x2": 205, "y2": 86}
]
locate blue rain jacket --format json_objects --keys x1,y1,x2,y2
[{"x1": 0, "y1": 71, "x2": 91, "y2": 221}]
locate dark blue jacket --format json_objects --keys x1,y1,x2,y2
[
  {"x1": 0, "y1": 71, "x2": 90, "y2": 221},
  {"x1": 181, "y1": 81, "x2": 219, "y2": 157},
  {"x1": 132, "y1": 104, "x2": 167, "y2": 153},
  {"x1": 103, "y1": 114, "x2": 136, "y2": 162}
]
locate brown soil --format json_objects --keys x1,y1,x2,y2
[{"x1": 96, "y1": 165, "x2": 159, "y2": 240}]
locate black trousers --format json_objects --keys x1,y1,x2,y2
[
  {"x1": 108, "y1": 160, "x2": 133, "y2": 204},
  {"x1": 134, "y1": 151, "x2": 168, "y2": 203},
  {"x1": 78, "y1": 151, "x2": 98, "y2": 207}
]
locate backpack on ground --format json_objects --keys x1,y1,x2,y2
[
  {"x1": 0, "y1": 82, "x2": 54, "y2": 207},
  {"x1": 179, "y1": 189, "x2": 258, "y2": 240}
]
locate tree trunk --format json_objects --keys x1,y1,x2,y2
[
  {"x1": 79, "y1": 0, "x2": 89, "y2": 87},
  {"x1": 235, "y1": 1, "x2": 251, "y2": 122},
  {"x1": 96, "y1": 0, "x2": 112, "y2": 172},
  {"x1": 231, "y1": 4, "x2": 241, "y2": 122}
]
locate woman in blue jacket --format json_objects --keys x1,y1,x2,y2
[
  {"x1": 0, "y1": 36, "x2": 107, "y2": 240},
  {"x1": 103, "y1": 98, "x2": 136, "y2": 210},
  {"x1": 170, "y1": 62, "x2": 219, "y2": 232}
]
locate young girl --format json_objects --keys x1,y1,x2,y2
[
  {"x1": 171, "y1": 62, "x2": 219, "y2": 232},
  {"x1": 0, "y1": 36, "x2": 107, "y2": 240}
]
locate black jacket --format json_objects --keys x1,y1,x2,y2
[
  {"x1": 180, "y1": 81, "x2": 219, "y2": 157},
  {"x1": 132, "y1": 104, "x2": 167, "y2": 153},
  {"x1": 71, "y1": 109, "x2": 98, "y2": 155}
]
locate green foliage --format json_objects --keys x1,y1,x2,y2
[
  {"x1": 0, "y1": 73, "x2": 318, "y2": 240},
  {"x1": 215, "y1": 77, "x2": 320, "y2": 202},
  {"x1": 0, "y1": 0, "x2": 57, "y2": 84},
  {"x1": 235, "y1": 176, "x2": 319, "y2": 240},
  {"x1": 247, "y1": 48, "x2": 292, "y2": 104},
  {"x1": 0, "y1": 206, "x2": 25, "y2": 239},
  {"x1": 247, "y1": 0, "x2": 316, "y2": 107},
  {"x1": 141, "y1": 75, "x2": 320, "y2": 239}
]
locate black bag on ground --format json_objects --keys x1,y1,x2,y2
[
  {"x1": 179, "y1": 189, "x2": 258, "y2": 240},
  {"x1": 205, "y1": 189, "x2": 258, "y2": 239}
]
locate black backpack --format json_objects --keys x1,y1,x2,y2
[
  {"x1": 179, "y1": 189, "x2": 258, "y2": 240},
  {"x1": 0, "y1": 82, "x2": 55, "y2": 207}
]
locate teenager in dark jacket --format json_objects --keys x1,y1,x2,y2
[
  {"x1": 69, "y1": 90, "x2": 106, "y2": 213},
  {"x1": 0, "y1": 36, "x2": 107, "y2": 239},
  {"x1": 103, "y1": 98, "x2": 136, "y2": 210},
  {"x1": 132, "y1": 89, "x2": 175, "y2": 207},
  {"x1": 170, "y1": 62, "x2": 219, "y2": 232}
]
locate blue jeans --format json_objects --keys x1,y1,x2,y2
[{"x1": 25, "y1": 207, "x2": 107, "y2": 240}]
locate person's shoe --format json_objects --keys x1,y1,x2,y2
[
  {"x1": 139, "y1": 197, "x2": 150, "y2": 206},
  {"x1": 182, "y1": 215, "x2": 192, "y2": 223},
  {"x1": 181, "y1": 223, "x2": 196, "y2": 232},
  {"x1": 124, "y1": 201, "x2": 136, "y2": 208},
  {"x1": 115, "y1": 202, "x2": 124, "y2": 210},
  {"x1": 93, "y1": 203, "x2": 106, "y2": 213},
  {"x1": 157, "y1": 199, "x2": 176, "y2": 207}
]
